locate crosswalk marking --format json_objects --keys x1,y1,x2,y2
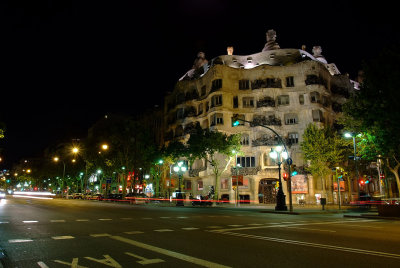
[
  {"x1": 52, "y1": 236, "x2": 74, "y2": 240},
  {"x1": 124, "y1": 231, "x2": 144, "y2": 235},
  {"x1": 23, "y1": 220, "x2": 38, "y2": 223},
  {"x1": 154, "y1": 229, "x2": 174, "y2": 232},
  {"x1": 182, "y1": 227, "x2": 199, "y2": 230},
  {"x1": 50, "y1": 220, "x2": 66, "y2": 223},
  {"x1": 90, "y1": 233, "x2": 111, "y2": 237},
  {"x1": 76, "y1": 219, "x2": 89, "y2": 222},
  {"x1": 0, "y1": 221, "x2": 9, "y2": 224},
  {"x1": 9, "y1": 239, "x2": 33, "y2": 243}
]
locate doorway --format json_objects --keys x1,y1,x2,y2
[{"x1": 258, "y1": 178, "x2": 278, "y2": 204}]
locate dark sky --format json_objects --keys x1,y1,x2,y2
[{"x1": 0, "y1": 0, "x2": 398, "y2": 167}]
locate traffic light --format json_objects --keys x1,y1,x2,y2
[
  {"x1": 360, "y1": 179, "x2": 365, "y2": 185},
  {"x1": 232, "y1": 118, "x2": 240, "y2": 127},
  {"x1": 275, "y1": 181, "x2": 279, "y2": 189},
  {"x1": 282, "y1": 173, "x2": 288, "y2": 181}
]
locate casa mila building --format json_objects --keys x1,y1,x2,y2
[{"x1": 163, "y1": 30, "x2": 356, "y2": 205}]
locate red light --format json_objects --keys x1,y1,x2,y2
[
  {"x1": 283, "y1": 173, "x2": 288, "y2": 181},
  {"x1": 360, "y1": 180, "x2": 365, "y2": 185}
]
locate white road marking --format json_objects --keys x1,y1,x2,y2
[
  {"x1": 52, "y1": 236, "x2": 75, "y2": 240},
  {"x1": 182, "y1": 227, "x2": 199, "y2": 230},
  {"x1": 0, "y1": 221, "x2": 9, "y2": 224},
  {"x1": 124, "y1": 231, "x2": 144, "y2": 235},
  {"x1": 85, "y1": 255, "x2": 122, "y2": 267},
  {"x1": 177, "y1": 216, "x2": 188, "y2": 218},
  {"x1": 53, "y1": 258, "x2": 86, "y2": 267},
  {"x1": 76, "y1": 219, "x2": 89, "y2": 221},
  {"x1": 37, "y1": 261, "x2": 49, "y2": 268},
  {"x1": 9, "y1": 239, "x2": 33, "y2": 243},
  {"x1": 121, "y1": 217, "x2": 133, "y2": 220},
  {"x1": 220, "y1": 232, "x2": 400, "y2": 259},
  {"x1": 286, "y1": 226, "x2": 336, "y2": 233},
  {"x1": 23, "y1": 220, "x2": 38, "y2": 223},
  {"x1": 228, "y1": 225, "x2": 243, "y2": 227},
  {"x1": 248, "y1": 223, "x2": 263, "y2": 226},
  {"x1": 98, "y1": 218, "x2": 112, "y2": 221},
  {"x1": 142, "y1": 217, "x2": 153, "y2": 220},
  {"x1": 207, "y1": 226, "x2": 223, "y2": 229},
  {"x1": 50, "y1": 220, "x2": 66, "y2": 223},
  {"x1": 111, "y1": 236, "x2": 231, "y2": 267},
  {"x1": 281, "y1": 222, "x2": 296, "y2": 224},
  {"x1": 154, "y1": 229, "x2": 174, "y2": 232},
  {"x1": 160, "y1": 216, "x2": 171, "y2": 219},
  {"x1": 125, "y1": 252, "x2": 165, "y2": 265},
  {"x1": 90, "y1": 233, "x2": 111, "y2": 237}
]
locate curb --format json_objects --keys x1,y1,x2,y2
[{"x1": 344, "y1": 214, "x2": 400, "y2": 221}]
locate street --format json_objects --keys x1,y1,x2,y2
[{"x1": 1, "y1": 197, "x2": 400, "y2": 267}]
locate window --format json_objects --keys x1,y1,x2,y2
[
  {"x1": 243, "y1": 97, "x2": 254, "y2": 108},
  {"x1": 264, "y1": 153, "x2": 276, "y2": 166},
  {"x1": 239, "y1": 80, "x2": 250, "y2": 90},
  {"x1": 211, "y1": 95, "x2": 223, "y2": 107},
  {"x1": 286, "y1": 76, "x2": 295, "y2": 87},
  {"x1": 221, "y1": 179, "x2": 229, "y2": 190},
  {"x1": 288, "y1": 132, "x2": 299, "y2": 144},
  {"x1": 241, "y1": 133, "x2": 250, "y2": 146},
  {"x1": 211, "y1": 79, "x2": 222, "y2": 90},
  {"x1": 299, "y1": 94, "x2": 305, "y2": 105},
  {"x1": 198, "y1": 180, "x2": 203, "y2": 190},
  {"x1": 233, "y1": 96, "x2": 238, "y2": 108},
  {"x1": 237, "y1": 156, "x2": 255, "y2": 168},
  {"x1": 312, "y1": 109, "x2": 324, "y2": 122},
  {"x1": 277, "y1": 95, "x2": 290, "y2": 106},
  {"x1": 206, "y1": 101, "x2": 209, "y2": 112},
  {"x1": 310, "y1": 91, "x2": 320, "y2": 103},
  {"x1": 211, "y1": 113, "x2": 224, "y2": 126},
  {"x1": 197, "y1": 103, "x2": 203, "y2": 115},
  {"x1": 201, "y1": 85, "x2": 206, "y2": 96},
  {"x1": 284, "y1": 113, "x2": 298, "y2": 125},
  {"x1": 176, "y1": 108, "x2": 185, "y2": 119},
  {"x1": 184, "y1": 180, "x2": 192, "y2": 190}
]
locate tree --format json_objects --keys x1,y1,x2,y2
[
  {"x1": 186, "y1": 126, "x2": 241, "y2": 201},
  {"x1": 300, "y1": 124, "x2": 348, "y2": 198},
  {"x1": 342, "y1": 45, "x2": 400, "y2": 196}
]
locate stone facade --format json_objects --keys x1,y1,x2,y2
[{"x1": 164, "y1": 33, "x2": 355, "y2": 205}]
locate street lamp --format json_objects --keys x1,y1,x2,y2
[
  {"x1": 344, "y1": 132, "x2": 360, "y2": 201},
  {"x1": 173, "y1": 161, "x2": 187, "y2": 206},
  {"x1": 53, "y1": 157, "x2": 66, "y2": 196},
  {"x1": 269, "y1": 146, "x2": 288, "y2": 211},
  {"x1": 232, "y1": 150, "x2": 241, "y2": 207}
]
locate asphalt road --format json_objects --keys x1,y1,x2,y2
[{"x1": 1, "y1": 197, "x2": 400, "y2": 268}]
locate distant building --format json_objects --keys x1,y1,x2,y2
[{"x1": 163, "y1": 30, "x2": 355, "y2": 205}]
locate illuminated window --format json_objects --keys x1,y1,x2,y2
[
  {"x1": 237, "y1": 156, "x2": 255, "y2": 168},
  {"x1": 284, "y1": 113, "x2": 298, "y2": 125}
]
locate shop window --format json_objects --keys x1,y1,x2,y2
[{"x1": 198, "y1": 181, "x2": 203, "y2": 190}]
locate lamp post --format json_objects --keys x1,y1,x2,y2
[
  {"x1": 269, "y1": 146, "x2": 288, "y2": 211},
  {"x1": 334, "y1": 167, "x2": 343, "y2": 210},
  {"x1": 53, "y1": 157, "x2": 66, "y2": 196},
  {"x1": 173, "y1": 161, "x2": 187, "y2": 206},
  {"x1": 344, "y1": 132, "x2": 360, "y2": 201},
  {"x1": 156, "y1": 159, "x2": 163, "y2": 198}
]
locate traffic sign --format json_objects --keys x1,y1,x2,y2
[{"x1": 286, "y1": 157, "x2": 292, "y2": 165}]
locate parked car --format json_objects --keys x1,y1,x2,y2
[
  {"x1": 72, "y1": 193, "x2": 84, "y2": 199},
  {"x1": 93, "y1": 194, "x2": 104, "y2": 201},
  {"x1": 0, "y1": 191, "x2": 6, "y2": 199}
]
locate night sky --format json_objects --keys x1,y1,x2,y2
[{"x1": 0, "y1": 0, "x2": 398, "y2": 167}]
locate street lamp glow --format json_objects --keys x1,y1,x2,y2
[
  {"x1": 281, "y1": 151, "x2": 288, "y2": 159},
  {"x1": 72, "y1": 147, "x2": 79, "y2": 154},
  {"x1": 101, "y1": 144, "x2": 108, "y2": 150},
  {"x1": 344, "y1": 132, "x2": 352, "y2": 138},
  {"x1": 181, "y1": 166, "x2": 187, "y2": 172},
  {"x1": 53, "y1": 157, "x2": 59, "y2": 162},
  {"x1": 158, "y1": 159, "x2": 163, "y2": 164},
  {"x1": 269, "y1": 149, "x2": 278, "y2": 159},
  {"x1": 173, "y1": 166, "x2": 179, "y2": 172}
]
